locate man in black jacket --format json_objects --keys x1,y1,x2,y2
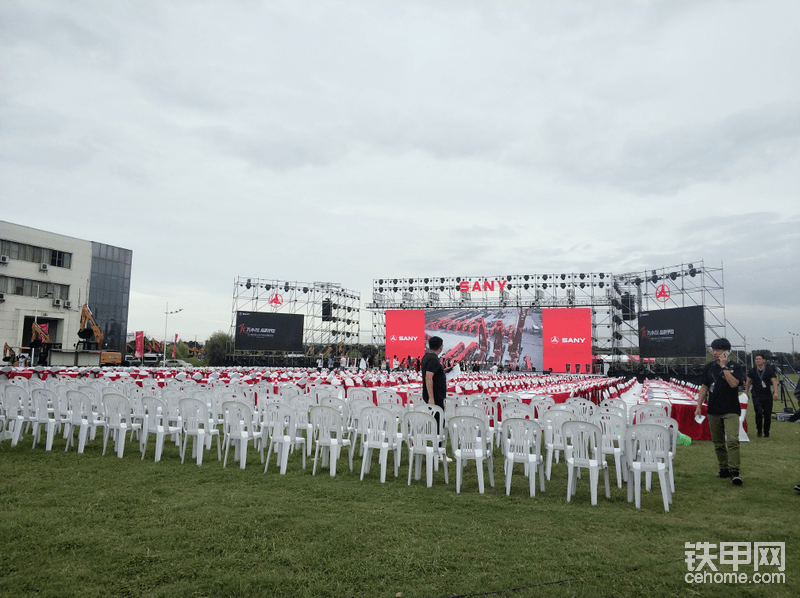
[{"x1": 745, "y1": 352, "x2": 779, "y2": 437}]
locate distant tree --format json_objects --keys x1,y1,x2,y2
[{"x1": 205, "y1": 331, "x2": 231, "y2": 366}]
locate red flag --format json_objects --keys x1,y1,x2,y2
[
  {"x1": 172, "y1": 333, "x2": 178, "y2": 359},
  {"x1": 135, "y1": 331, "x2": 144, "y2": 359}
]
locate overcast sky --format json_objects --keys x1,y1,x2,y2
[{"x1": 2, "y1": 1, "x2": 798, "y2": 352}]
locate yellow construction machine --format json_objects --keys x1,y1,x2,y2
[{"x1": 77, "y1": 303, "x2": 122, "y2": 365}]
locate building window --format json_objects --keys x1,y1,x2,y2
[
  {"x1": 0, "y1": 240, "x2": 72, "y2": 269},
  {"x1": 0, "y1": 275, "x2": 69, "y2": 300}
]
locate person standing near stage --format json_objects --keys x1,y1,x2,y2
[
  {"x1": 746, "y1": 352, "x2": 779, "y2": 438},
  {"x1": 695, "y1": 338, "x2": 746, "y2": 485},
  {"x1": 422, "y1": 337, "x2": 446, "y2": 411}
]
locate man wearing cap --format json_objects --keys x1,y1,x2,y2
[
  {"x1": 695, "y1": 338, "x2": 746, "y2": 485},
  {"x1": 746, "y1": 353, "x2": 779, "y2": 438}
]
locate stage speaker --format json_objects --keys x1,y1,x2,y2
[
  {"x1": 621, "y1": 293, "x2": 636, "y2": 321},
  {"x1": 322, "y1": 299, "x2": 332, "y2": 321}
]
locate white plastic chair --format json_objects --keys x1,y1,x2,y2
[
  {"x1": 178, "y1": 397, "x2": 221, "y2": 465},
  {"x1": 562, "y1": 420, "x2": 610, "y2": 506},
  {"x1": 590, "y1": 412, "x2": 628, "y2": 488},
  {"x1": 102, "y1": 393, "x2": 141, "y2": 458},
  {"x1": 263, "y1": 403, "x2": 305, "y2": 474},
  {"x1": 501, "y1": 417, "x2": 545, "y2": 497},
  {"x1": 502, "y1": 402, "x2": 535, "y2": 421},
  {"x1": 646, "y1": 399, "x2": 672, "y2": 418},
  {"x1": 358, "y1": 406, "x2": 400, "y2": 483},
  {"x1": 542, "y1": 410, "x2": 576, "y2": 480},
  {"x1": 565, "y1": 398, "x2": 595, "y2": 421},
  {"x1": 640, "y1": 415, "x2": 679, "y2": 493},
  {"x1": 291, "y1": 395, "x2": 317, "y2": 456},
  {"x1": 629, "y1": 404, "x2": 667, "y2": 426},
  {"x1": 376, "y1": 389, "x2": 403, "y2": 406},
  {"x1": 222, "y1": 400, "x2": 262, "y2": 470},
  {"x1": 64, "y1": 390, "x2": 105, "y2": 453},
  {"x1": 625, "y1": 424, "x2": 672, "y2": 512},
  {"x1": 310, "y1": 405, "x2": 352, "y2": 477},
  {"x1": 140, "y1": 397, "x2": 181, "y2": 462},
  {"x1": 30, "y1": 388, "x2": 59, "y2": 451},
  {"x1": 403, "y1": 411, "x2": 449, "y2": 487},
  {"x1": 448, "y1": 415, "x2": 495, "y2": 494}
]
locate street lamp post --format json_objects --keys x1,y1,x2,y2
[{"x1": 163, "y1": 302, "x2": 183, "y2": 366}]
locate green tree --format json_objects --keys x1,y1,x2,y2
[{"x1": 204, "y1": 331, "x2": 231, "y2": 366}]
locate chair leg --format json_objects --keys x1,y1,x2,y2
[
  {"x1": 505, "y1": 459, "x2": 513, "y2": 496},
  {"x1": 476, "y1": 458, "x2": 485, "y2": 494}
]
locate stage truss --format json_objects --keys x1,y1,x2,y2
[
  {"x1": 228, "y1": 277, "x2": 361, "y2": 355},
  {"x1": 367, "y1": 260, "x2": 727, "y2": 370}
]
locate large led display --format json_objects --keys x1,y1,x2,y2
[
  {"x1": 542, "y1": 308, "x2": 592, "y2": 373},
  {"x1": 385, "y1": 310, "x2": 426, "y2": 361},
  {"x1": 235, "y1": 311, "x2": 304, "y2": 352},
  {"x1": 639, "y1": 305, "x2": 705, "y2": 358}
]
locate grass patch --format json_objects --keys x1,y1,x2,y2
[{"x1": 1, "y1": 409, "x2": 797, "y2": 598}]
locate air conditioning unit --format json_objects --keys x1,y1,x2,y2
[
  {"x1": 0, "y1": 292, "x2": 5, "y2": 302},
  {"x1": 40, "y1": 263, "x2": 49, "y2": 272},
  {"x1": 53, "y1": 299, "x2": 63, "y2": 307},
  {"x1": 64, "y1": 301, "x2": 72, "y2": 308},
  {"x1": 0, "y1": 255, "x2": 9, "y2": 264}
]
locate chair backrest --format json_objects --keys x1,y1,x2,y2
[
  {"x1": 66, "y1": 390, "x2": 93, "y2": 425},
  {"x1": 32, "y1": 388, "x2": 56, "y2": 421},
  {"x1": 542, "y1": 410, "x2": 576, "y2": 446},
  {"x1": 562, "y1": 420, "x2": 602, "y2": 463},
  {"x1": 359, "y1": 406, "x2": 392, "y2": 445},
  {"x1": 502, "y1": 402, "x2": 534, "y2": 421},
  {"x1": 320, "y1": 396, "x2": 349, "y2": 423},
  {"x1": 625, "y1": 424, "x2": 671, "y2": 467},
  {"x1": 223, "y1": 400, "x2": 256, "y2": 436},
  {"x1": 179, "y1": 397, "x2": 211, "y2": 433},
  {"x1": 629, "y1": 404, "x2": 668, "y2": 425},
  {"x1": 346, "y1": 387, "x2": 372, "y2": 403},
  {"x1": 443, "y1": 396, "x2": 469, "y2": 421},
  {"x1": 640, "y1": 416, "x2": 679, "y2": 455},
  {"x1": 646, "y1": 399, "x2": 672, "y2": 418},
  {"x1": 589, "y1": 412, "x2": 626, "y2": 450},
  {"x1": 103, "y1": 393, "x2": 132, "y2": 427},
  {"x1": 403, "y1": 411, "x2": 439, "y2": 451},
  {"x1": 455, "y1": 405, "x2": 485, "y2": 421},
  {"x1": 501, "y1": 417, "x2": 543, "y2": 458},
  {"x1": 595, "y1": 406, "x2": 626, "y2": 421},
  {"x1": 566, "y1": 398, "x2": 595, "y2": 420},
  {"x1": 279, "y1": 384, "x2": 302, "y2": 400},
  {"x1": 310, "y1": 404, "x2": 346, "y2": 442},
  {"x1": 448, "y1": 415, "x2": 487, "y2": 457},
  {"x1": 141, "y1": 396, "x2": 169, "y2": 432},
  {"x1": 314, "y1": 386, "x2": 340, "y2": 403},
  {"x1": 549, "y1": 403, "x2": 578, "y2": 415},
  {"x1": 376, "y1": 389, "x2": 403, "y2": 406}
]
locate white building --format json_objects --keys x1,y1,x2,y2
[{"x1": 0, "y1": 221, "x2": 132, "y2": 363}]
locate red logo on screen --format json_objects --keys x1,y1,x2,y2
[
  {"x1": 550, "y1": 336, "x2": 560, "y2": 344},
  {"x1": 390, "y1": 335, "x2": 397, "y2": 342},
  {"x1": 268, "y1": 293, "x2": 283, "y2": 307},
  {"x1": 655, "y1": 284, "x2": 670, "y2": 302}
]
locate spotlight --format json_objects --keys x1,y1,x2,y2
[
  {"x1": 303, "y1": 287, "x2": 308, "y2": 293},
  {"x1": 599, "y1": 273, "x2": 605, "y2": 279},
  {"x1": 524, "y1": 283, "x2": 529, "y2": 290},
  {"x1": 634, "y1": 278, "x2": 642, "y2": 286},
  {"x1": 378, "y1": 279, "x2": 383, "y2": 285},
  {"x1": 689, "y1": 267, "x2": 697, "y2": 277},
  {"x1": 542, "y1": 283, "x2": 548, "y2": 289},
  {"x1": 580, "y1": 282, "x2": 585, "y2": 288},
  {"x1": 542, "y1": 274, "x2": 548, "y2": 281},
  {"x1": 670, "y1": 272, "x2": 678, "y2": 281},
  {"x1": 524, "y1": 275, "x2": 529, "y2": 281},
  {"x1": 650, "y1": 275, "x2": 658, "y2": 283},
  {"x1": 245, "y1": 279, "x2": 251, "y2": 289},
  {"x1": 560, "y1": 282, "x2": 566, "y2": 289},
  {"x1": 599, "y1": 282, "x2": 604, "y2": 288}
]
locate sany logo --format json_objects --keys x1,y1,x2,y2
[
  {"x1": 268, "y1": 293, "x2": 283, "y2": 307},
  {"x1": 390, "y1": 335, "x2": 397, "y2": 342},
  {"x1": 396, "y1": 336, "x2": 418, "y2": 342},
  {"x1": 551, "y1": 336, "x2": 586, "y2": 344},
  {"x1": 459, "y1": 280, "x2": 509, "y2": 293}
]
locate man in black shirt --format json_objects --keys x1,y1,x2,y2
[
  {"x1": 745, "y1": 353, "x2": 779, "y2": 438},
  {"x1": 695, "y1": 338, "x2": 746, "y2": 485},
  {"x1": 421, "y1": 336, "x2": 447, "y2": 410}
]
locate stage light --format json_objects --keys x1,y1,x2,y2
[
  {"x1": 393, "y1": 279, "x2": 398, "y2": 284},
  {"x1": 559, "y1": 282, "x2": 565, "y2": 289},
  {"x1": 580, "y1": 282, "x2": 585, "y2": 288},
  {"x1": 524, "y1": 283, "x2": 529, "y2": 290},
  {"x1": 507, "y1": 275, "x2": 512, "y2": 281},
  {"x1": 689, "y1": 267, "x2": 697, "y2": 277},
  {"x1": 542, "y1": 274, "x2": 548, "y2": 280},
  {"x1": 456, "y1": 277, "x2": 461, "y2": 282},
  {"x1": 670, "y1": 272, "x2": 677, "y2": 280},
  {"x1": 408, "y1": 286, "x2": 414, "y2": 292},
  {"x1": 507, "y1": 284, "x2": 513, "y2": 290},
  {"x1": 245, "y1": 279, "x2": 252, "y2": 289},
  {"x1": 424, "y1": 286, "x2": 429, "y2": 291},
  {"x1": 378, "y1": 286, "x2": 383, "y2": 292},
  {"x1": 613, "y1": 315, "x2": 623, "y2": 325},
  {"x1": 524, "y1": 275, "x2": 529, "y2": 281},
  {"x1": 393, "y1": 287, "x2": 398, "y2": 292},
  {"x1": 613, "y1": 331, "x2": 622, "y2": 340},
  {"x1": 598, "y1": 282, "x2": 604, "y2": 288},
  {"x1": 599, "y1": 273, "x2": 605, "y2": 279},
  {"x1": 580, "y1": 273, "x2": 586, "y2": 279},
  {"x1": 303, "y1": 287, "x2": 308, "y2": 293},
  {"x1": 440, "y1": 285, "x2": 445, "y2": 291},
  {"x1": 634, "y1": 277, "x2": 642, "y2": 286},
  {"x1": 650, "y1": 275, "x2": 658, "y2": 283},
  {"x1": 542, "y1": 283, "x2": 548, "y2": 289}
]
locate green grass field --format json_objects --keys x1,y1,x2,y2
[{"x1": 1, "y1": 408, "x2": 797, "y2": 598}]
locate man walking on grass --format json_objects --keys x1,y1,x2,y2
[{"x1": 695, "y1": 338, "x2": 746, "y2": 485}]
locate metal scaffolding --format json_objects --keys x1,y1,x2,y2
[
  {"x1": 228, "y1": 277, "x2": 361, "y2": 356},
  {"x1": 367, "y1": 260, "x2": 726, "y2": 370}
]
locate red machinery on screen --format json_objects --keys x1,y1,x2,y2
[{"x1": 385, "y1": 307, "x2": 591, "y2": 373}]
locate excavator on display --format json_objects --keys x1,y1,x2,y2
[
  {"x1": 77, "y1": 303, "x2": 122, "y2": 365},
  {"x1": 30, "y1": 322, "x2": 51, "y2": 347},
  {"x1": 3, "y1": 343, "x2": 19, "y2": 365}
]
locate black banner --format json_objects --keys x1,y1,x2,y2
[
  {"x1": 639, "y1": 305, "x2": 705, "y2": 358},
  {"x1": 235, "y1": 312, "x2": 304, "y2": 352}
]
